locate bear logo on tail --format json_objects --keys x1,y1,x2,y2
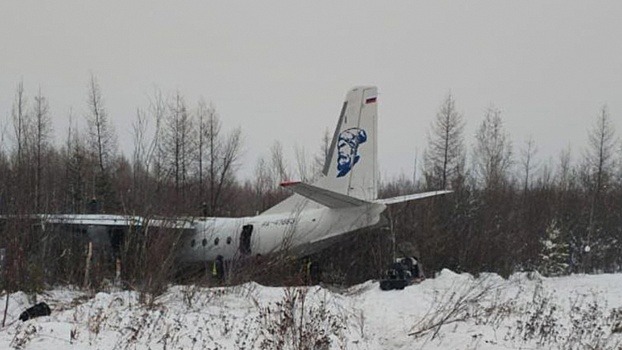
[{"x1": 336, "y1": 127, "x2": 367, "y2": 177}]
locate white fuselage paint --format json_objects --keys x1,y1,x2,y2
[{"x1": 180, "y1": 203, "x2": 386, "y2": 263}]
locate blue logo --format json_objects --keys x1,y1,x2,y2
[{"x1": 337, "y1": 128, "x2": 367, "y2": 177}]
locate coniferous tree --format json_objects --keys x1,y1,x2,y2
[
  {"x1": 538, "y1": 220, "x2": 570, "y2": 276},
  {"x1": 423, "y1": 93, "x2": 465, "y2": 190}
]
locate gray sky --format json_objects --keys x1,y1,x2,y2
[{"x1": 2, "y1": 1, "x2": 621, "y2": 181}]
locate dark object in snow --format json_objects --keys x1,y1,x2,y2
[
  {"x1": 380, "y1": 278, "x2": 408, "y2": 290},
  {"x1": 379, "y1": 257, "x2": 424, "y2": 291},
  {"x1": 19, "y1": 302, "x2": 51, "y2": 321},
  {"x1": 380, "y1": 262, "x2": 409, "y2": 291}
]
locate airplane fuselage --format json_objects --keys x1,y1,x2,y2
[{"x1": 180, "y1": 202, "x2": 387, "y2": 262}]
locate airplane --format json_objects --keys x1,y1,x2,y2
[{"x1": 9, "y1": 86, "x2": 450, "y2": 265}]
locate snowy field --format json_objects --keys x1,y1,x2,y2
[{"x1": 1, "y1": 270, "x2": 621, "y2": 349}]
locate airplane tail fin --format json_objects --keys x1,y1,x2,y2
[
  {"x1": 261, "y1": 86, "x2": 378, "y2": 215},
  {"x1": 317, "y1": 86, "x2": 378, "y2": 201}
]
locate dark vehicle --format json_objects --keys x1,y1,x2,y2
[{"x1": 379, "y1": 257, "x2": 423, "y2": 291}]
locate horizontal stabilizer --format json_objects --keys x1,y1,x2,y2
[
  {"x1": 374, "y1": 190, "x2": 452, "y2": 205},
  {"x1": 280, "y1": 181, "x2": 371, "y2": 208}
]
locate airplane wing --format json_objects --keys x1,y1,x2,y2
[
  {"x1": 280, "y1": 181, "x2": 371, "y2": 208},
  {"x1": 1, "y1": 214, "x2": 196, "y2": 230},
  {"x1": 373, "y1": 190, "x2": 452, "y2": 205}
]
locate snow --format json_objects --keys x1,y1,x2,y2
[{"x1": 1, "y1": 271, "x2": 621, "y2": 349}]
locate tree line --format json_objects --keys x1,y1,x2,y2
[
  {"x1": 0, "y1": 78, "x2": 621, "y2": 291},
  {"x1": 377, "y1": 94, "x2": 621, "y2": 280}
]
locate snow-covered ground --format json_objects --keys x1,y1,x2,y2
[{"x1": 1, "y1": 270, "x2": 621, "y2": 349}]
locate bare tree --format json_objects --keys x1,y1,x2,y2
[
  {"x1": 196, "y1": 98, "x2": 217, "y2": 200},
  {"x1": 9, "y1": 81, "x2": 35, "y2": 213},
  {"x1": 206, "y1": 105, "x2": 221, "y2": 211},
  {"x1": 423, "y1": 93, "x2": 465, "y2": 190},
  {"x1": 314, "y1": 128, "x2": 331, "y2": 175},
  {"x1": 31, "y1": 88, "x2": 52, "y2": 211},
  {"x1": 271, "y1": 140, "x2": 289, "y2": 183},
  {"x1": 0, "y1": 119, "x2": 9, "y2": 214},
  {"x1": 519, "y1": 136, "x2": 538, "y2": 194},
  {"x1": 203, "y1": 105, "x2": 243, "y2": 216},
  {"x1": 253, "y1": 156, "x2": 274, "y2": 212},
  {"x1": 298, "y1": 128, "x2": 334, "y2": 181},
  {"x1": 11, "y1": 80, "x2": 29, "y2": 165},
  {"x1": 65, "y1": 125, "x2": 89, "y2": 213},
  {"x1": 473, "y1": 106, "x2": 513, "y2": 190},
  {"x1": 294, "y1": 144, "x2": 311, "y2": 182},
  {"x1": 581, "y1": 105, "x2": 616, "y2": 271},
  {"x1": 130, "y1": 108, "x2": 151, "y2": 211},
  {"x1": 146, "y1": 89, "x2": 167, "y2": 195},
  {"x1": 209, "y1": 126, "x2": 242, "y2": 215},
  {"x1": 583, "y1": 105, "x2": 615, "y2": 199},
  {"x1": 85, "y1": 74, "x2": 117, "y2": 174},
  {"x1": 132, "y1": 108, "x2": 149, "y2": 174},
  {"x1": 161, "y1": 91, "x2": 195, "y2": 200},
  {"x1": 196, "y1": 101, "x2": 226, "y2": 215},
  {"x1": 557, "y1": 146, "x2": 574, "y2": 192},
  {"x1": 85, "y1": 74, "x2": 118, "y2": 209},
  {"x1": 291, "y1": 129, "x2": 333, "y2": 184}
]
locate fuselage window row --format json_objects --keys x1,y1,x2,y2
[
  {"x1": 191, "y1": 237, "x2": 230, "y2": 248},
  {"x1": 192, "y1": 238, "x2": 225, "y2": 248}
]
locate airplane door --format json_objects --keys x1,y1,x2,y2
[{"x1": 239, "y1": 224, "x2": 253, "y2": 255}]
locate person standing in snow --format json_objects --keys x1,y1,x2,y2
[
  {"x1": 213, "y1": 255, "x2": 225, "y2": 284},
  {"x1": 401, "y1": 256, "x2": 424, "y2": 281}
]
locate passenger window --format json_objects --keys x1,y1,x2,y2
[
  {"x1": 202, "y1": 238, "x2": 207, "y2": 247},
  {"x1": 191, "y1": 239, "x2": 196, "y2": 248},
  {"x1": 214, "y1": 237, "x2": 220, "y2": 246},
  {"x1": 226, "y1": 237, "x2": 232, "y2": 245}
]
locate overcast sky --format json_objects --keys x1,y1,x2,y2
[{"x1": 1, "y1": 1, "x2": 621, "y2": 181}]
